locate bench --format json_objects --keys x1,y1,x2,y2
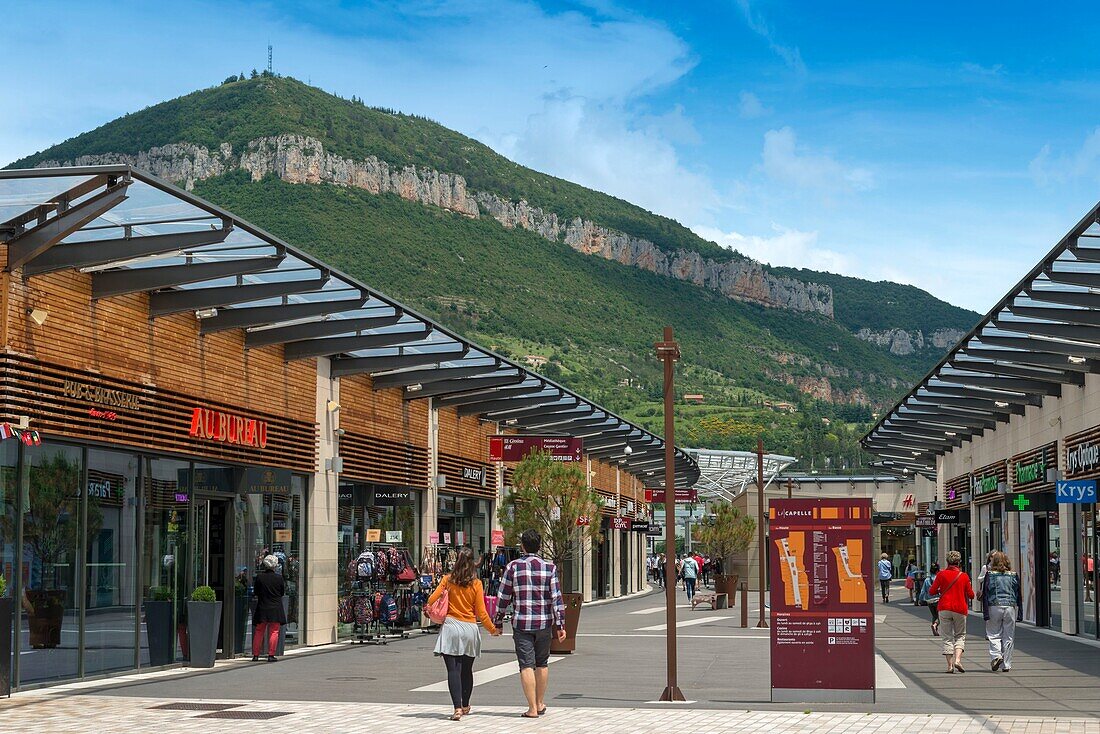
[{"x1": 691, "y1": 592, "x2": 728, "y2": 611}]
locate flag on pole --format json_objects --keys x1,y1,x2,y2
[{"x1": 0, "y1": 423, "x2": 12, "y2": 440}]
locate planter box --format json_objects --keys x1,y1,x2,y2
[
  {"x1": 144, "y1": 600, "x2": 175, "y2": 667},
  {"x1": 550, "y1": 592, "x2": 583, "y2": 654},
  {"x1": 25, "y1": 590, "x2": 65, "y2": 649},
  {"x1": 186, "y1": 600, "x2": 223, "y2": 668},
  {"x1": 714, "y1": 573, "x2": 739, "y2": 600},
  {"x1": 0, "y1": 597, "x2": 11, "y2": 697}
]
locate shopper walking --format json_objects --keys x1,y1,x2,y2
[
  {"x1": 681, "y1": 553, "x2": 700, "y2": 602},
  {"x1": 905, "y1": 560, "x2": 919, "y2": 602},
  {"x1": 878, "y1": 553, "x2": 893, "y2": 603},
  {"x1": 927, "y1": 550, "x2": 975, "y2": 673},
  {"x1": 251, "y1": 554, "x2": 287, "y2": 662},
  {"x1": 429, "y1": 547, "x2": 501, "y2": 721},
  {"x1": 982, "y1": 551, "x2": 1021, "y2": 672},
  {"x1": 495, "y1": 530, "x2": 566, "y2": 719},
  {"x1": 918, "y1": 562, "x2": 941, "y2": 636}
]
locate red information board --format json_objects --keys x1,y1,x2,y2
[
  {"x1": 488, "y1": 435, "x2": 583, "y2": 463},
  {"x1": 643, "y1": 488, "x2": 698, "y2": 504},
  {"x1": 769, "y1": 498, "x2": 874, "y2": 703}
]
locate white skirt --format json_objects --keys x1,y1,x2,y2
[{"x1": 434, "y1": 617, "x2": 483, "y2": 658}]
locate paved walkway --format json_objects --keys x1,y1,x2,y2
[
  {"x1": 5, "y1": 581, "x2": 1100, "y2": 730},
  {"x1": 2, "y1": 695, "x2": 1099, "y2": 733}
]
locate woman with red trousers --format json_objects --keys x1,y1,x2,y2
[
  {"x1": 252, "y1": 554, "x2": 286, "y2": 662},
  {"x1": 927, "y1": 550, "x2": 975, "y2": 673}
]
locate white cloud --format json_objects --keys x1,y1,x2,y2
[
  {"x1": 1029, "y1": 127, "x2": 1100, "y2": 185},
  {"x1": 487, "y1": 94, "x2": 719, "y2": 225},
  {"x1": 761, "y1": 127, "x2": 875, "y2": 192},
  {"x1": 738, "y1": 91, "x2": 771, "y2": 119},
  {"x1": 692, "y1": 224, "x2": 853, "y2": 274},
  {"x1": 733, "y1": 0, "x2": 806, "y2": 75}
]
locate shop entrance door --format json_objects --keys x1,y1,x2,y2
[
  {"x1": 193, "y1": 496, "x2": 236, "y2": 660},
  {"x1": 1035, "y1": 517, "x2": 1051, "y2": 628}
]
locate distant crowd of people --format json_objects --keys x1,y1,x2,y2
[{"x1": 645, "y1": 552, "x2": 719, "y2": 601}]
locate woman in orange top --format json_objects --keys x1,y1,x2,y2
[{"x1": 429, "y1": 546, "x2": 501, "y2": 721}]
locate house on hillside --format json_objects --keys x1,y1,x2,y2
[
  {"x1": 683, "y1": 394, "x2": 705, "y2": 404},
  {"x1": 524, "y1": 355, "x2": 548, "y2": 367}
]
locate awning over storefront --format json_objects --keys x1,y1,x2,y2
[
  {"x1": 861, "y1": 200, "x2": 1100, "y2": 480},
  {"x1": 0, "y1": 166, "x2": 699, "y2": 487}
]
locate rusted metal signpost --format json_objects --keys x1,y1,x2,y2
[{"x1": 655, "y1": 326, "x2": 685, "y2": 702}]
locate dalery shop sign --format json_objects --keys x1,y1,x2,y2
[{"x1": 188, "y1": 407, "x2": 269, "y2": 449}]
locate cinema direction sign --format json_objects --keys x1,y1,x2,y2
[{"x1": 488, "y1": 435, "x2": 583, "y2": 463}]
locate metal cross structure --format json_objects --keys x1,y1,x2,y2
[{"x1": 685, "y1": 448, "x2": 796, "y2": 503}]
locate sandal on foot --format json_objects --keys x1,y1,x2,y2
[
  {"x1": 954, "y1": 663, "x2": 965, "y2": 673},
  {"x1": 538, "y1": 707, "x2": 547, "y2": 715},
  {"x1": 521, "y1": 712, "x2": 540, "y2": 719},
  {"x1": 462, "y1": 707, "x2": 471, "y2": 715}
]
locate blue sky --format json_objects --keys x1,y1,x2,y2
[{"x1": 4, "y1": 1, "x2": 1100, "y2": 314}]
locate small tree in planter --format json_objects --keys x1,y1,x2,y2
[
  {"x1": 186, "y1": 585, "x2": 222, "y2": 668},
  {"x1": 695, "y1": 502, "x2": 756, "y2": 598},
  {"x1": 497, "y1": 450, "x2": 603, "y2": 653}
]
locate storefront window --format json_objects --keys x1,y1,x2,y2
[
  {"x1": 84, "y1": 449, "x2": 138, "y2": 676},
  {"x1": 437, "y1": 495, "x2": 487, "y2": 554},
  {"x1": 141, "y1": 458, "x2": 190, "y2": 666},
  {"x1": 0, "y1": 441, "x2": 16, "y2": 684},
  {"x1": 19, "y1": 443, "x2": 83, "y2": 684}
]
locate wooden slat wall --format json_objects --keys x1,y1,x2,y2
[
  {"x1": 1010, "y1": 443, "x2": 1057, "y2": 493},
  {"x1": 438, "y1": 452, "x2": 496, "y2": 499},
  {"x1": 945, "y1": 473, "x2": 971, "y2": 510},
  {"x1": 972, "y1": 459, "x2": 1007, "y2": 506},
  {"x1": 3, "y1": 267, "x2": 317, "y2": 472},
  {"x1": 437, "y1": 406, "x2": 494, "y2": 462},
  {"x1": 338, "y1": 374, "x2": 429, "y2": 486}
]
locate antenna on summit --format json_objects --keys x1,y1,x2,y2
[{"x1": 267, "y1": 43, "x2": 273, "y2": 74}]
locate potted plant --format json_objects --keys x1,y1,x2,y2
[
  {"x1": 498, "y1": 450, "x2": 603, "y2": 654},
  {"x1": 186, "y1": 585, "x2": 222, "y2": 668},
  {"x1": 0, "y1": 574, "x2": 11, "y2": 696},
  {"x1": 144, "y1": 586, "x2": 175, "y2": 667},
  {"x1": 1, "y1": 452, "x2": 101, "y2": 649},
  {"x1": 696, "y1": 503, "x2": 756, "y2": 600},
  {"x1": 233, "y1": 572, "x2": 249, "y2": 655}
]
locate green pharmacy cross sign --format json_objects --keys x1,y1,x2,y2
[
  {"x1": 1012, "y1": 494, "x2": 1031, "y2": 511},
  {"x1": 1006, "y1": 492, "x2": 1057, "y2": 513}
]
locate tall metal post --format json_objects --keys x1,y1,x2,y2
[
  {"x1": 756, "y1": 438, "x2": 769, "y2": 628},
  {"x1": 787, "y1": 476, "x2": 793, "y2": 500},
  {"x1": 656, "y1": 326, "x2": 685, "y2": 702}
]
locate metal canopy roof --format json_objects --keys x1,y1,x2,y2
[
  {"x1": 684, "y1": 448, "x2": 796, "y2": 503},
  {"x1": 0, "y1": 166, "x2": 699, "y2": 488},
  {"x1": 862, "y1": 199, "x2": 1100, "y2": 480}
]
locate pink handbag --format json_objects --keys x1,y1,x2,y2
[
  {"x1": 484, "y1": 594, "x2": 498, "y2": 621},
  {"x1": 427, "y1": 581, "x2": 450, "y2": 624}
]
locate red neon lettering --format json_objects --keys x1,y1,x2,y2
[{"x1": 258, "y1": 421, "x2": 267, "y2": 449}]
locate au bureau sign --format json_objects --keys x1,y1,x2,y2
[{"x1": 188, "y1": 407, "x2": 269, "y2": 449}]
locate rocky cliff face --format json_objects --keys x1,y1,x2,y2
[
  {"x1": 37, "y1": 134, "x2": 833, "y2": 317},
  {"x1": 855, "y1": 327, "x2": 967, "y2": 356}
]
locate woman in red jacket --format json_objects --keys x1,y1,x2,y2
[{"x1": 927, "y1": 550, "x2": 975, "y2": 673}]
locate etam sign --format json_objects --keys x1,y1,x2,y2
[{"x1": 188, "y1": 407, "x2": 269, "y2": 449}]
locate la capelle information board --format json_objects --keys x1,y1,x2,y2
[{"x1": 769, "y1": 498, "x2": 875, "y2": 703}]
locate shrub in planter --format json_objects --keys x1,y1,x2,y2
[
  {"x1": 695, "y1": 503, "x2": 755, "y2": 599},
  {"x1": 186, "y1": 585, "x2": 222, "y2": 668}
]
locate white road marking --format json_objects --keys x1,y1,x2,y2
[
  {"x1": 628, "y1": 605, "x2": 691, "y2": 615},
  {"x1": 411, "y1": 656, "x2": 565, "y2": 693},
  {"x1": 875, "y1": 614, "x2": 887, "y2": 623},
  {"x1": 875, "y1": 654, "x2": 906, "y2": 689},
  {"x1": 636, "y1": 615, "x2": 730, "y2": 632}
]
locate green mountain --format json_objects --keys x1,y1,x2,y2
[{"x1": 9, "y1": 75, "x2": 980, "y2": 470}]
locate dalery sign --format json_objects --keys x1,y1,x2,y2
[
  {"x1": 768, "y1": 498, "x2": 874, "y2": 704},
  {"x1": 488, "y1": 435, "x2": 583, "y2": 463}
]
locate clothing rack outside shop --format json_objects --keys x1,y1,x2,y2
[{"x1": 343, "y1": 542, "x2": 425, "y2": 645}]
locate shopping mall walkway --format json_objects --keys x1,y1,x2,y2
[{"x1": 5, "y1": 583, "x2": 1100, "y2": 731}]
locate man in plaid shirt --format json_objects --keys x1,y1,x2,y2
[{"x1": 495, "y1": 529, "x2": 566, "y2": 718}]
